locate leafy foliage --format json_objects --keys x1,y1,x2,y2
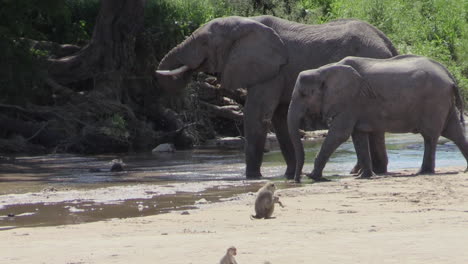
[
  {"x1": 0, "y1": 0, "x2": 98, "y2": 104},
  {"x1": 1, "y1": 0, "x2": 468, "y2": 102},
  {"x1": 0, "y1": 0, "x2": 64, "y2": 104},
  {"x1": 144, "y1": 0, "x2": 217, "y2": 60},
  {"x1": 329, "y1": 0, "x2": 468, "y2": 99}
]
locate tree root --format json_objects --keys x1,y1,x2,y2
[{"x1": 199, "y1": 101, "x2": 243, "y2": 120}]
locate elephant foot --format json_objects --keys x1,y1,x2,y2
[
  {"x1": 352, "y1": 164, "x2": 387, "y2": 175},
  {"x1": 284, "y1": 172, "x2": 295, "y2": 180},
  {"x1": 246, "y1": 171, "x2": 262, "y2": 179},
  {"x1": 293, "y1": 174, "x2": 302, "y2": 183},
  {"x1": 312, "y1": 176, "x2": 331, "y2": 182},
  {"x1": 417, "y1": 168, "x2": 435, "y2": 175},
  {"x1": 355, "y1": 170, "x2": 376, "y2": 179},
  {"x1": 373, "y1": 166, "x2": 388, "y2": 174},
  {"x1": 306, "y1": 172, "x2": 330, "y2": 182},
  {"x1": 349, "y1": 163, "x2": 361, "y2": 175}
]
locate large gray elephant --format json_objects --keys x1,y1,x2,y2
[
  {"x1": 156, "y1": 15, "x2": 398, "y2": 179},
  {"x1": 288, "y1": 55, "x2": 468, "y2": 182}
]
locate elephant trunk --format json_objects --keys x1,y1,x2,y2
[
  {"x1": 156, "y1": 36, "x2": 205, "y2": 92},
  {"x1": 157, "y1": 48, "x2": 192, "y2": 93},
  {"x1": 287, "y1": 102, "x2": 306, "y2": 183}
]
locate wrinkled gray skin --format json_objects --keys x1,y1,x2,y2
[
  {"x1": 288, "y1": 55, "x2": 468, "y2": 183},
  {"x1": 157, "y1": 15, "x2": 398, "y2": 179}
]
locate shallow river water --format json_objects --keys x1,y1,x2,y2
[{"x1": 0, "y1": 133, "x2": 466, "y2": 229}]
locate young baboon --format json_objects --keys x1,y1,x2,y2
[
  {"x1": 251, "y1": 182, "x2": 284, "y2": 219},
  {"x1": 219, "y1": 246, "x2": 238, "y2": 264}
]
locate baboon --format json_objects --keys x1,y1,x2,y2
[
  {"x1": 219, "y1": 246, "x2": 237, "y2": 264},
  {"x1": 251, "y1": 182, "x2": 284, "y2": 219}
]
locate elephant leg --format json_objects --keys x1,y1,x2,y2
[
  {"x1": 308, "y1": 119, "x2": 353, "y2": 182},
  {"x1": 441, "y1": 109, "x2": 468, "y2": 170},
  {"x1": 350, "y1": 132, "x2": 388, "y2": 174},
  {"x1": 272, "y1": 104, "x2": 296, "y2": 179},
  {"x1": 349, "y1": 163, "x2": 362, "y2": 175},
  {"x1": 419, "y1": 134, "x2": 438, "y2": 174},
  {"x1": 368, "y1": 132, "x2": 388, "y2": 174},
  {"x1": 351, "y1": 130, "x2": 375, "y2": 179},
  {"x1": 349, "y1": 163, "x2": 361, "y2": 175},
  {"x1": 243, "y1": 78, "x2": 282, "y2": 179},
  {"x1": 243, "y1": 107, "x2": 268, "y2": 179}
]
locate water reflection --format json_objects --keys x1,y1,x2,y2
[
  {"x1": 0, "y1": 132, "x2": 466, "y2": 228},
  {"x1": 291, "y1": 133, "x2": 466, "y2": 175}
]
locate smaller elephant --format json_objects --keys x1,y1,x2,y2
[{"x1": 288, "y1": 54, "x2": 468, "y2": 183}]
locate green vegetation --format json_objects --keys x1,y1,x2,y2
[
  {"x1": 0, "y1": 0, "x2": 466, "y2": 154},
  {"x1": 2, "y1": 0, "x2": 466, "y2": 103},
  {"x1": 100, "y1": 114, "x2": 130, "y2": 142},
  {"x1": 1, "y1": 0, "x2": 467, "y2": 110},
  {"x1": 329, "y1": 0, "x2": 468, "y2": 99},
  {"x1": 0, "y1": 0, "x2": 99, "y2": 104},
  {"x1": 145, "y1": 0, "x2": 468, "y2": 99}
]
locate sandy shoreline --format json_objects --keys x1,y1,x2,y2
[{"x1": 2, "y1": 168, "x2": 468, "y2": 263}]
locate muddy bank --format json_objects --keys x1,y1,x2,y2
[
  {"x1": 0, "y1": 182, "x2": 272, "y2": 229},
  {"x1": 0, "y1": 132, "x2": 326, "y2": 229},
  {"x1": 1, "y1": 131, "x2": 468, "y2": 229},
  {"x1": 0, "y1": 145, "x2": 295, "y2": 229}
]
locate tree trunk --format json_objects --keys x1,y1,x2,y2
[
  {"x1": 0, "y1": 0, "x2": 253, "y2": 155},
  {"x1": 41, "y1": 0, "x2": 159, "y2": 153},
  {"x1": 47, "y1": 0, "x2": 146, "y2": 100}
]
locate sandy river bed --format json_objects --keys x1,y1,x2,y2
[
  {"x1": 1, "y1": 131, "x2": 468, "y2": 263},
  {"x1": 2, "y1": 168, "x2": 468, "y2": 263}
]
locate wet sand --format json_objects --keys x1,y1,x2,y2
[
  {"x1": 0, "y1": 182, "x2": 270, "y2": 228},
  {"x1": 2, "y1": 167, "x2": 468, "y2": 263}
]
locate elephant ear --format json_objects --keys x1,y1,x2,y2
[
  {"x1": 221, "y1": 18, "x2": 288, "y2": 90},
  {"x1": 320, "y1": 65, "x2": 376, "y2": 116},
  {"x1": 322, "y1": 65, "x2": 375, "y2": 98}
]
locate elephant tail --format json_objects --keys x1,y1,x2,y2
[
  {"x1": 452, "y1": 83, "x2": 465, "y2": 125},
  {"x1": 374, "y1": 28, "x2": 399, "y2": 56},
  {"x1": 384, "y1": 37, "x2": 399, "y2": 57}
]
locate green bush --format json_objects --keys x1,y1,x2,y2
[
  {"x1": 0, "y1": 0, "x2": 99, "y2": 104},
  {"x1": 0, "y1": 38, "x2": 43, "y2": 105},
  {"x1": 148, "y1": 0, "x2": 468, "y2": 100},
  {"x1": 329, "y1": 0, "x2": 468, "y2": 100},
  {"x1": 0, "y1": 0, "x2": 66, "y2": 104},
  {"x1": 1, "y1": 0, "x2": 467, "y2": 104},
  {"x1": 145, "y1": 0, "x2": 234, "y2": 60}
]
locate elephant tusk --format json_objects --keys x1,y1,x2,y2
[{"x1": 156, "y1": 65, "x2": 190, "y2": 79}]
